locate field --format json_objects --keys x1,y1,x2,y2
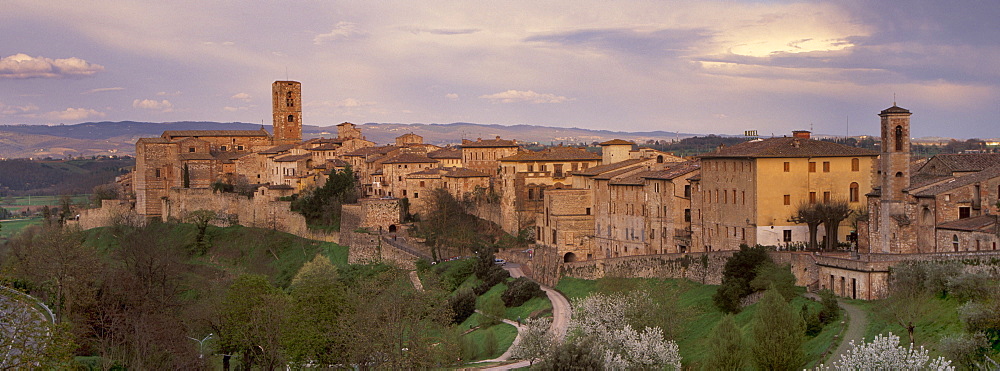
[{"x1": 1, "y1": 194, "x2": 91, "y2": 240}]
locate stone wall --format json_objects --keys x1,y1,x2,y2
[
  {"x1": 78, "y1": 199, "x2": 145, "y2": 230},
  {"x1": 547, "y1": 250, "x2": 735, "y2": 286}
]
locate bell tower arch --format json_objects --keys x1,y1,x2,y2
[
  {"x1": 876, "y1": 105, "x2": 912, "y2": 252},
  {"x1": 272, "y1": 81, "x2": 302, "y2": 145}
]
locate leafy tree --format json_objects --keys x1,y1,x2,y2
[
  {"x1": 817, "y1": 289, "x2": 841, "y2": 325},
  {"x1": 533, "y1": 336, "x2": 604, "y2": 371},
  {"x1": 418, "y1": 188, "x2": 477, "y2": 261},
  {"x1": 568, "y1": 291, "x2": 683, "y2": 369},
  {"x1": 501, "y1": 277, "x2": 544, "y2": 307},
  {"x1": 479, "y1": 294, "x2": 506, "y2": 328},
  {"x1": 789, "y1": 202, "x2": 823, "y2": 250},
  {"x1": 815, "y1": 332, "x2": 953, "y2": 370},
  {"x1": 713, "y1": 244, "x2": 770, "y2": 313},
  {"x1": 283, "y1": 254, "x2": 348, "y2": 366},
  {"x1": 91, "y1": 183, "x2": 122, "y2": 206},
  {"x1": 703, "y1": 314, "x2": 747, "y2": 370},
  {"x1": 510, "y1": 317, "x2": 553, "y2": 366},
  {"x1": 449, "y1": 288, "x2": 477, "y2": 324},
  {"x1": 187, "y1": 209, "x2": 216, "y2": 255},
  {"x1": 216, "y1": 274, "x2": 289, "y2": 370},
  {"x1": 291, "y1": 166, "x2": 357, "y2": 229},
  {"x1": 57, "y1": 195, "x2": 74, "y2": 225},
  {"x1": 938, "y1": 332, "x2": 988, "y2": 369},
  {"x1": 750, "y1": 287, "x2": 805, "y2": 370}
]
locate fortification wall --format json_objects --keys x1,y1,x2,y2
[{"x1": 78, "y1": 200, "x2": 145, "y2": 230}]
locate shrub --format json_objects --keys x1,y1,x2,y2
[
  {"x1": 939, "y1": 332, "x2": 988, "y2": 369},
  {"x1": 945, "y1": 271, "x2": 991, "y2": 302},
  {"x1": 479, "y1": 295, "x2": 506, "y2": 327},
  {"x1": 483, "y1": 328, "x2": 498, "y2": 357},
  {"x1": 713, "y1": 244, "x2": 770, "y2": 313},
  {"x1": 449, "y1": 288, "x2": 477, "y2": 324},
  {"x1": 817, "y1": 289, "x2": 840, "y2": 325},
  {"x1": 502, "y1": 277, "x2": 545, "y2": 307}
]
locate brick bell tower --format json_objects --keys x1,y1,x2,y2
[
  {"x1": 272, "y1": 81, "x2": 302, "y2": 145},
  {"x1": 877, "y1": 104, "x2": 912, "y2": 252}
]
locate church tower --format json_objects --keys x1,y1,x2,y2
[
  {"x1": 272, "y1": 81, "x2": 302, "y2": 145},
  {"x1": 876, "y1": 105, "x2": 912, "y2": 252}
]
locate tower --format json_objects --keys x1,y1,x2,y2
[
  {"x1": 272, "y1": 81, "x2": 302, "y2": 145},
  {"x1": 877, "y1": 105, "x2": 912, "y2": 252}
]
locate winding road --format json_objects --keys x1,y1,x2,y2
[
  {"x1": 805, "y1": 293, "x2": 868, "y2": 365},
  {"x1": 480, "y1": 263, "x2": 572, "y2": 370}
]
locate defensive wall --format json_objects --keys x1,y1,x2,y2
[{"x1": 340, "y1": 198, "x2": 419, "y2": 268}]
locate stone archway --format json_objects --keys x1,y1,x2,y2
[
  {"x1": 564, "y1": 252, "x2": 578, "y2": 262},
  {"x1": 388, "y1": 224, "x2": 397, "y2": 233}
]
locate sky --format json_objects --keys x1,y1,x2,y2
[{"x1": 2, "y1": 1, "x2": 999, "y2": 139}]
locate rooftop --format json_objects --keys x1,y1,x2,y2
[
  {"x1": 699, "y1": 136, "x2": 877, "y2": 159},
  {"x1": 499, "y1": 146, "x2": 601, "y2": 162},
  {"x1": 161, "y1": 129, "x2": 270, "y2": 138},
  {"x1": 461, "y1": 136, "x2": 519, "y2": 148},
  {"x1": 600, "y1": 139, "x2": 635, "y2": 146}
]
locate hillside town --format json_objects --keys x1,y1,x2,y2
[{"x1": 88, "y1": 80, "x2": 999, "y2": 302}]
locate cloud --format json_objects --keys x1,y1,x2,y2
[
  {"x1": 479, "y1": 90, "x2": 571, "y2": 104},
  {"x1": 223, "y1": 106, "x2": 251, "y2": 112},
  {"x1": 399, "y1": 26, "x2": 480, "y2": 35},
  {"x1": 40, "y1": 108, "x2": 105, "y2": 121},
  {"x1": 156, "y1": 91, "x2": 182, "y2": 96},
  {"x1": 445, "y1": 93, "x2": 459, "y2": 100},
  {"x1": 0, "y1": 102, "x2": 40, "y2": 115},
  {"x1": 314, "y1": 22, "x2": 367, "y2": 45},
  {"x1": 132, "y1": 99, "x2": 174, "y2": 112},
  {"x1": 307, "y1": 98, "x2": 376, "y2": 108},
  {"x1": 231, "y1": 92, "x2": 251, "y2": 101},
  {"x1": 82, "y1": 87, "x2": 125, "y2": 94},
  {"x1": 526, "y1": 28, "x2": 712, "y2": 58},
  {"x1": 0, "y1": 53, "x2": 104, "y2": 79}
]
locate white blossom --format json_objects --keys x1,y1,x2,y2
[
  {"x1": 569, "y1": 292, "x2": 682, "y2": 370},
  {"x1": 815, "y1": 332, "x2": 954, "y2": 370}
]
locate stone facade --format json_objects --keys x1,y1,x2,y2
[{"x1": 272, "y1": 81, "x2": 302, "y2": 145}]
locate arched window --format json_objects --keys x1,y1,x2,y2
[
  {"x1": 953, "y1": 235, "x2": 959, "y2": 252},
  {"x1": 895, "y1": 172, "x2": 903, "y2": 178},
  {"x1": 894, "y1": 125, "x2": 904, "y2": 151},
  {"x1": 657, "y1": 155, "x2": 664, "y2": 163},
  {"x1": 851, "y1": 158, "x2": 860, "y2": 172},
  {"x1": 849, "y1": 182, "x2": 860, "y2": 202},
  {"x1": 287, "y1": 115, "x2": 294, "y2": 122}
]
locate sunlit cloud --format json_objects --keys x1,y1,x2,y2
[
  {"x1": 82, "y1": 87, "x2": 125, "y2": 94},
  {"x1": 445, "y1": 93, "x2": 459, "y2": 100},
  {"x1": 231, "y1": 92, "x2": 251, "y2": 101},
  {"x1": 0, "y1": 102, "x2": 40, "y2": 115},
  {"x1": 0, "y1": 53, "x2": 104, "y2": 79},
  {"x1": 156, "y1": 91, "x2": 181, "y2": 96},
  {"x1": 480, "y1": 90, "x2": 571, "y2": 104},
  {"x1": 40, "y1": 107, "x2": 105, "y2": 121},
  {"x1": 132, "y1": 99, "x2": 174, "y2": 112},
  {"x1": 314, "y1": 22, "x2": 367, "y2": 45}
]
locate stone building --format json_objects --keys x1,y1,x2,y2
[
  {"x1": 272, "y1": 81, "x2": 303, "y2": 145},
  {"x1": 404, "y1": 167, "x2": 491, "y2": 216},
  {"x1": 461, "y1": 136, "x2": 520, "y2": 178},
  {"x1": 692, "y1": 131, "x2": 878, "y2": 251}
]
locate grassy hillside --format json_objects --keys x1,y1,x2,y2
[{"x1": 556, "y1": 277, "x2": 845, "y2": 369}]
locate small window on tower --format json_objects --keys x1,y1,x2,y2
[
  {"x1": 287, "y1": 115, "x2": 295, "y2": 122},
  {"x1": 220, "y1": 145, "x2": 227, "y2": 151}
]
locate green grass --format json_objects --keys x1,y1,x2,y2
[
  {"x1": 0, "y1": 217, "x2": 43, "y2": 239},
  {"x1": 555, "y1": 277, "x2": 845, "y2": 369},
  {"x1": 458, "y1": 312, "x2": 518, "y2": 361},
  {"x1": 847, "y1": 295, "x2": 964, "y2": 358},
  {"x1": 3, "y1": 194, "x2": 90, "y2": 206}
]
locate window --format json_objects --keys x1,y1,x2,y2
[
  {"x1": 953, "y1": 235, "x2": 959, "y2": 251},
  {"x1": 189, "y1": 147, "x2": 196, "y2": 153},
  {"x1": 742, "y1": 191, "x2": 746, "y2": 205},
  {"x1": 528, "y1": 164, "x2": 534, "y2": 172},
  {"x1": 783, "y1": 230, "x2": 792, "y2": 242},
  {"x1": 959, "y1": 207, "x2": 971, "y2": 219},
  {"x1": 155, "y1": 168, "x2": 161, "y2": 178},
  {"x1": 582, "y1": 163, "x2": 589, "y2": 169},
  {"x1": 220, "y1": 145, "x2": 227, "y2": 151},
  {"x1": 809, "y1": 192, "x2": 817, "y2": 204},
  {"x1": 823, "y1": 161, "x2": 830, "y2": 172},
  {"x1": 237, "y1": 145, "x2": 244, "y2": 151},
  {"x1": 539, "y1": 188, "x2": 544, "y2": 199},
  {"x1": 851, "y1": 158, "x2": 860, "y2": 171},
  {"x1": 850, "y1": 182, "x2": 860, "y2": 202},
  {"x1": 784, "y1": 194, "x2": 790, "y2": 205},
  {"x1": 414, "y1": 192, "x2": 419, "y2": 198},
  {"x1": 287, "y1": 115, "x2": 295, "y2": 122},
  {"x1": 783, "y1": 162, "x2": 790, "y2": 172},
  {"x1": 419, "y1": 181, "x2": 425, "y2": 187},
  {"x1": 684, "y1": 209, "x2": 691, "y2": 222},
  {"x1": 571, "y1": 163, "x2": 578, "y2": 171},
  {"x1": 809, "y1": 162, "x2": 816, "y2": 172},
  {"x1": 528, "y1": 189, "x2": 534, "y2": 200},
  {"x1": 895, "y1": 125, "x2": 904, "y2": 151},
  {"x1": 733, "y1": 190, "x2": 737, "y2": 204},
  {"x1": 723, "y1": 190, "x2": 727, "y2": 203},
  {"x1": 684, "y1": 185, "x2": 691, "y2": 198},
  {"x1": 402, "y1": 190, "x2": 406, "y2": 197},
  {"x1": 586, "y1": 207, "x2": 591, "y2": 215},
  {"x1": 823, "y1": 191, "x2": 831, "y2": 203},
  {"x1": 540, "y1": 164, "x2": 547, "y2": 172}
]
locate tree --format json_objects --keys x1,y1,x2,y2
[
  {"x1": 750, "y1": 261, "x2": 798, "y2": 302},
  {"x1": 568, "y1": 291, "x2": 683, "y2": 369},
  {"x1": 291, "y1": 166, "x2": 357, "y2": 229},
  {"x1": 283, "y1": 254, "x2": 349, "y2": 366},
  {"x1": 882, "y1": 262, "x2": 934, "y2": 344},
  {"x1": 418, "y1": 188, "x2": 477, "y2": 261},
  {"x1": 7, "y1": 225, "x2": 100, "y2": 323},
  {"x1": 449, "y1": 288, "x2": 477, "y2": 324},
  {"x1": 57, "y1": 195, "x2": 74, "y2": 225},
  {"x1": 713, "y1": 244, "x2": 770, "y2": 313},
  {"x1": 815, "y1": 332, "x2": 953, "y2": 370},
  {"x1": 816, "y1": 200, "x2": 854, "y2": 251},
  {"x1": 0, "y1": 296, "x2": 76, "y2": 369},
  {"x1": 789, "y1": 202, "x2": 823, "y2": 250},
  {"x1": 534, "y1": 336, "x2": 604, "y2": 370},
  {"x1": 749, "y1": 287, "x2": 805, "y2": 370},
  {"x1": 479, "y1": 294, "x2": 506, "y2": 328},
  {"x1": 510, "y1": 317, "x2": 553, "y2": 366},
  {"x1": 703, "y1": 314, "x2": 747, "y2": 370},
  {"x1": 91, "y1": 183, "x2": 122, "y2": 206},
  {"x1": 501, "y1": 277, "x2": 544, "y2": 307},
  {"x1": 187, "y1": 209, "x2": 216, "y2": 255},
  {"x1": 216, "y1": 274, "x2": 289, "y2": 370}
]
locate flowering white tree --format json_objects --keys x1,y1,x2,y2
[
  {"x1": 509, "y1": 317, "x2": 553, "y2": 366},
  {"x1": 569, "y1": 292, "x2": 682, "y2": 370},
  {"x1": 816, "y1": 332, "x2": 954, "y2": 370}
]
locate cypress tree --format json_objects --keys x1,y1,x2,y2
[{"x1": 749, "y1": 287, "x2": 805, "y2": 370}]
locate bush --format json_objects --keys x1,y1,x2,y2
[
  {"x1": 502, "y1": 277, "x2": 545, "y2": 307},
  {"x1": 713, "y1": 244, "x2": 770, "y2": 313},
  {"x1": 449, "y1": 288, "x2": 477, "y2": 324},
  {"x1": 945, "y1": 271, "x2": 991, "y2": 302},
  {"x1": 479, "y1": 295, "x2": 506, "y2": 327},
  {"x1": 817, "y1": 289, "x2": 840, "y2": 325},
  {"x1": 483, "y1": 328, "x2": 499, "y2": 357},
  {"x1": 534, "y1": 336, "x2": 603, "y2": 371},
  {"x1": 435, "y1": 259, "x2": 475, "y2": 291},
  {"x1": 939, "y1": 332, "x2": 988, "y2": 369}
]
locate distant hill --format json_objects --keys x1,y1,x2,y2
[{"x1": 0, "y1": 121, "x2": 706, "y2": 158}]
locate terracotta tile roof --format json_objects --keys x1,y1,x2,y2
[
  {"x1": 137, "y1": 138, "x2": 171, "y2": 144},
  {"x1": 610, "y1": 175, "x2": 645, "y2": 185},
  {"x1": 444, "y1": 168, "x2": 491, "y2": 178},
  {"x1": 307, "y1": 143, "x2": 341, "y2": 151},
  {"x1": 461, "y1": 137, "x2": 519, "y2": 148},
  {"x1": 600, "y1": 139, "x2": 635, "y2": 146},
  {"x1": 407, "y1": 168, "x2": 446, "y2": 177},
  {"x1": 258, "y1": 144, "x2": 296, "y2": 154},
  {"x1": 500, "y1": 146, "x2": 601, "y2": 162},
  {"x1": 336, "y1": 122, "x2": 355, "y2": 126},
  {"x1": 381, "y1": 153, "x2": 439, "y2": 164},
  {"x1": 593, "y1": 165, "x2": 647, "y2": 180},
  {"x1": 162, "y1": 129, "x2": 270, "y2": 138},
  {"x1": 880, "y1": 105, "x2": 911, "y2": 115},
  {"x1": 699, "y1": 137, "x2": 877, "y2": 159},
  {"x1": 911, "y1": 165, "x2": 1000, "y2": 197},
  {"x1": 574, "y1": 158, "x2": 646, "y2": 176},
  {"x1": 266, "y1": 184, "x2": 294, "y2": 190},
  {"x1": 214, "y1": 152, "x2": 248, "y2": 163},
  {"x1": 639, "y1": 160, "x2": 701, "y2": 180},
  {"x1": 326, "y1": 158, "x2": 349, "y2": 167},
  {"x1": 428, "y1": 147, "x2": 462, "y2": 159},
  {"x1": 922, "y1": 154, "x2": 1000, "y2": 173},
  {"x1": 937, "y1": 215, "x2": 998, "y2": 232},
  {"x1": 274, "y1": 154, "x2": 312, "y2": 162}
]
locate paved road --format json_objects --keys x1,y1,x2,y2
[{"x1": 481, "y1": 264, "x2": 572, "y2": 370}]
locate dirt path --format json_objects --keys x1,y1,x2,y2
[{"x1": 806, "y1": 293, "x2": 868, "y2": 365}]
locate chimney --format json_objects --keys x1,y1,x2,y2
[
  {"x1": 792, "y1": 130, "x2": 811, "y2": 139},
  {"x1": 792, "y1": 138, "x2": 801, "y2": 148}
]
